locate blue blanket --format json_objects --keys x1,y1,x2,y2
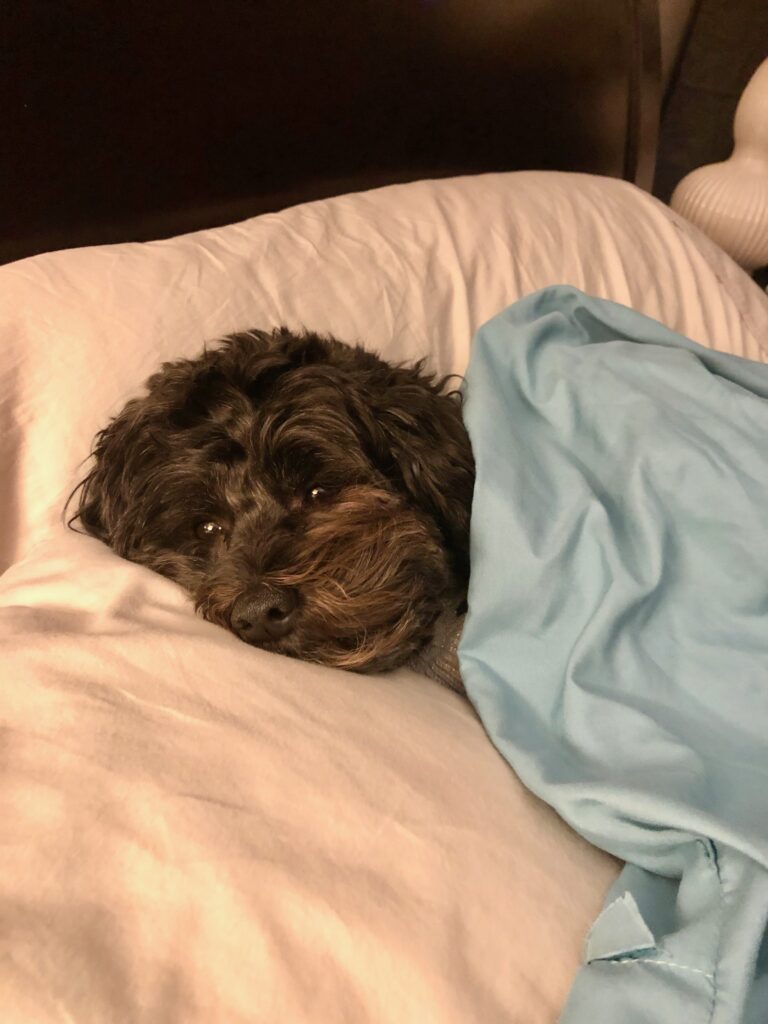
[{"x1": 458, "y1": 287, "x2": 768, "y2": 1023}]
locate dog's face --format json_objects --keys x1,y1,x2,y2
[{"x1": 72, "y1": 330, "x2": 474, "y2": 672}]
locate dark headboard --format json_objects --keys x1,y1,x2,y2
[{"x1": 3, "y1": 0, "x2": 660, "y2": 264}]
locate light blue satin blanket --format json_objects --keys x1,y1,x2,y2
[{"x1": 459, "y1": 287, "x2": 768, "y2": 1023}]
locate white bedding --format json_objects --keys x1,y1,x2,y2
[{"x1": 1, "y1": 172, "x2": 767, "y2": 1023}]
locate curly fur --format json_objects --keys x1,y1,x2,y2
[{"x1": 69, "y1": 329, "x2": 475, "y2": 671}]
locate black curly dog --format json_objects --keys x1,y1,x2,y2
[{"x1": 71, "y1": 330, "x2": 475, "y2": 672}]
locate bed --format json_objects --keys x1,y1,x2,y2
[{"x1": 2, "y1": 3, "x2": 766, "y2": 1023}]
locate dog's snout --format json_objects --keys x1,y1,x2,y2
[{"x1": 231, "y1": 584, "x2": 298, "y2": 645}]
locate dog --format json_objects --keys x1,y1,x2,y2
[{"x1": 70, "y1": 329, "x2": 474, "y2": 672}]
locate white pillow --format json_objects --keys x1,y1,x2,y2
[
  {"x1": 1, "y1": 172, "x2": 766, "y2": 1023},
  {"x1": 1, "y1": 171, "x2": 766, "y2": 571}
]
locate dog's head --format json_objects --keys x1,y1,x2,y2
[{"x1": 70, "y1": 330, "x2": 474, "y2": 671}]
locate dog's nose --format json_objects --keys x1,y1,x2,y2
[{"x1": 231, "y1": 584, "x2": 299, "y2": 645}]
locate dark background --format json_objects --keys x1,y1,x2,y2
[
  {"x1": 2, "y1": 0, "x2": 766, "y2": 266},
  {"x1": 654, "y1": 0, "x2": 768, "y2": 202},
  {"x1": 0, "y1": 0, "x2": 656, "y2": 264}
]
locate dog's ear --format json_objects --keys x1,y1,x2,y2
[
  {"x1": 345, "y1": 357, "x2": 475, "y2": 585},
  {"x1": 68, "y1": 335, "x2": 282, "y2": 550},
  {"x1": 68, "y1": 397, "x2": 160, "y2": 552},
  {"x1": 68, "y1": 353, "x2": 222, "y2": 552}
]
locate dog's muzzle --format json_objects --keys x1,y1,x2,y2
[{"x1": 230, "y1": 584, "x2": 299, "y2": 645}]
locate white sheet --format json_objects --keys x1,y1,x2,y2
[
  {"x1": 1, "y1": 532, "x2": 619, "y2": 1024},
  {"x1": 1, "y1": 172, "x2": 766, "y2": 1023}
]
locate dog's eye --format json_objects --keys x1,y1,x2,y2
[
  {"x1": 195, "y1": 520, "x2": 226, "y2": 540},
  {"x1": 307, "y1": 486, "x2": 327, "y2": 502}
]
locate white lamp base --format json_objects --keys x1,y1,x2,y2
[{"x1": 671, "y1": 59, "x2": 768, "y2": 273}]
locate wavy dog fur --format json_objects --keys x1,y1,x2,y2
[{"x1": 70, "y1": 329, "x2": 475, "y2": 671}]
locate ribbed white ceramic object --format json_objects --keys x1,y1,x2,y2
[{"x1": 671, "y1": 59, "x2": 768, "y2": 272}]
